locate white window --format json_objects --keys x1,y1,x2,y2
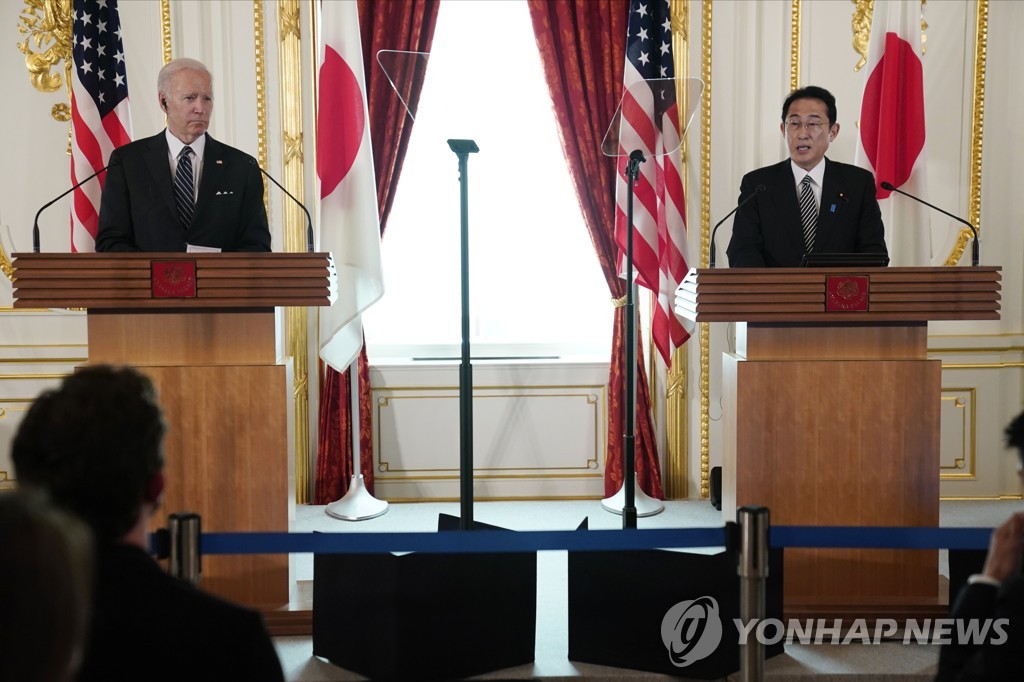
[{"x1": 363, "y1": 0, "x2": 612, "y2": 362}]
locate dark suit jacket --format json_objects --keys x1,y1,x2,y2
[
  {"x1": 725, "y1": 158, "x2": 887, "y2": 267},
  {"x1": 96, "y1": 131, "x2": 271, "y2": 252},
  {"x1": 936, "y1": 575, "x2": 1024, "y2": 680},
  {"x1": 77, "y1": 543, "x2": 284, "y2": 682}
]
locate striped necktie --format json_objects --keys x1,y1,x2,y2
[
  {"x1": 175, "y1": 146, "x2": 195, "y2": 228},
  {"x1": 799, "y1": 175, "x2": 817, "y2": 253}
]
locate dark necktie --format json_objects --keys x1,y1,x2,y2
[
  {"x1": 175, "y1": 146, "x2": 195, "y2": 228},
  {"x1": 799, "y1": 175, "x2": 817, "y2": 253}
]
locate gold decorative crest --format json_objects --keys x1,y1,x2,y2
[
  {"x1": 852, "y1": 0, "x2": 928, "y2": 72},
  {"x1": 17, "y1": 0, "x2": 73, "y2": 123}
]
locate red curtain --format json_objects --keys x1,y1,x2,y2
[
  {"x1": 315, "y1": 0, "x2": 440, "y2": 504},
  {"x1": 527, "y1": 0, "x2": 664, "y2": 498}
]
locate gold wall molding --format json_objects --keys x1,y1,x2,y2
[
  {"x1": 160, "y1": 0, "x2": 172, "y2": 64},
  {"x1": 790, "y1": 0, "x2": 801, "y2": 91},
  {"x1": 941, "y1": 362, "x2": 1024, "y2": 371},
  {"x1": 277, "y1": 0, "x2": 311, "y2": 504},
  {"x1": 939, "y1": 390, "x2": 975, "y2": 478},
  {"x1": 373, "y1": 385, "x2": 605, "y2": 475},
  {"x1": 944, "y1": 0, "x2": 987, "y2": 266},
  {"x1": 253, "y1": 1, "x2": 269, "y2": 193},
  {"x1": 697, "y1": 0, "x2": 712, "y2": 499}
]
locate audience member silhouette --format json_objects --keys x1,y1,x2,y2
[
  {"x1": 937, "y1": 410, "x2": 1024, "y2": 679},
  {"x1": 12, "y1": 365, "x2": 285, "y2": 682},
  {"x1": 0, "y1": 489, "x2": 93, "y2": 682}
]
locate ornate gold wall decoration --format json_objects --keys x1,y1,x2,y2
[
  {"x1": 852, "y1": 0, "x2": 873, "y2": 72},
  {"x1": 790, "y1": 0, "x2": 801, "y2": 91},
  {"x1": 277, "y1": 0, "x2": 311, "y2": 503},
  {"x1": 698, "y1": 0, "x2": 712, "y2": 499},
  {"x1": 852, "y1": 0, "x2": 928, "y2": 72},
  {"x1": 253, "y1": 1, "x2": 269, "y2": 199},
  {"x1": 944, "y1": 0, "x2": 987, "y2": 266},
  {"x1": 0, "y1": 241, "x2": 14, "y2": 281},
  {"x1": 160, "y1": 0, "x2": 172, "y2": 64},
  {"x1": 921, "y1": 1, "x2": 929, "y2": 55},
  {"x1": 17, "y1": 0, "x2": 72, "y2": 123}
]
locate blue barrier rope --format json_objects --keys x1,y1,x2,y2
[
  {"x1": 771, "y1": 526, "x2": 991, "y2": 550},
  {"x1": 168, "y1": 525, "x2": 993, "y2": 556},
  {"x1": 198, "y1": 527, "x2": 726, "y2": 555}
]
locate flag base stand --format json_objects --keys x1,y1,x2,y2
[
  {"x1": 601, "y1": 472, "x2": 664, "y2": 517},
  {"x1": 325, "y1": 474, "x2": 389, "y2": 521}
]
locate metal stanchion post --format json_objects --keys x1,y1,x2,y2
[
  {"x1": 737, "y1": 506, "x2": 770, "y2": 682},
  {"x1": 168, "y1": 511, "x2": 202, "y2": 587}
]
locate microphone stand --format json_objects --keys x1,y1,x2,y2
[
  {"x1": 621, "y1": 150, "x2": 643, "y2": 529},
  {"x1": 882, "y1": 182, "x2": 979, "y2": 267},
  {"x1": 448, "y1": 139, "x2": 480, "y2": 531},
  {"x1": 33, "y1": 162, "x2": 114, "y2": 252},
  {"x1": 601, "y1": 150, "x2": 666, "y2": 526}
]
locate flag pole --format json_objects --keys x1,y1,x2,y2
[{"x1": 325, "y1": 357, "x2": 389, "y2": 521}]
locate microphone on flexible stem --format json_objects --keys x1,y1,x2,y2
[
  {"x1": 32, "y1": 159, "x2": 120, "y2": 253},
  {"x1": 881, "y1": 181, "x2": 979, "y2": 267},
  {"x1": 709, "y1": 184, "x2": 766, "y2": 268},
  {"x1": 249, "y1": 159, "x2": 315, "y2": 253}
]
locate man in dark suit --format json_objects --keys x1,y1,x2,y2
[
  {"x1": 936, "y1": 411, "x2": 1024, "y2": 680},
  {"x1": 726, "y1": 85, "x2": 887, "y2": 267},
  {"x1": 12, "y1": 366, "x2": 285, "y2": 682},
  {"x1": 96, "y1": 58, "x2": 271, "y2": 252}
]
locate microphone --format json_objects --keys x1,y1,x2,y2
[
  {"x1": 249, "y1": 159, "x2": 314, "y2": 253},
  {"x1": 33, "y1": 159, "x2": 119, "y2": 252},
  {"x1": 709, "y1": 184, "x2": 765, "y2": 269},
  {"x1": 881, "y1": 181, "x2": 979, "y2": 267}
]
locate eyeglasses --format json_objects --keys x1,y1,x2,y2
[{"x1": 785, "y1": 120, "x2": 828, "y2": 134}]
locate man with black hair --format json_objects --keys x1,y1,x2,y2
[
  {"x1": 937, "y1": 410, "x2": 1024, "y2": 679},
  {"x1": 12, "y1": 365, "x2": 285, "y2": 682},
  {"x1": 726, "y1": 85, "x2": 888, "y2": 267}
]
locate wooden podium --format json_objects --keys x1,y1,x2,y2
[
  {"x1": 12, "y1": 252, "x2": 335, "y2": 608},
  {"x1": 676, "y1": 266, "x2": 1001, "y2": 616}
]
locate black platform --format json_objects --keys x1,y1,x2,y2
[
  {"x1": 568, "y1": 519, "x2": 785, "y2": 679},
  {"x1": 312, "y1": 514, "x2": 537, "y2": 680}
]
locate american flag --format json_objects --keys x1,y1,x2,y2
[
  {"x1": 614, "y1": 0, "x2": 688, "y2": 367},
  {"x1": 70, "y1": 0, "x2": 132, "y2": 253}
]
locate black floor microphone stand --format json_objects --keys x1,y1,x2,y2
[
  {"x1": 620, "y1": 149, "x2": 645, "y2": 530},
  {"x1": 448, "y1": 139, "x2": 480, "y2": 531}
]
